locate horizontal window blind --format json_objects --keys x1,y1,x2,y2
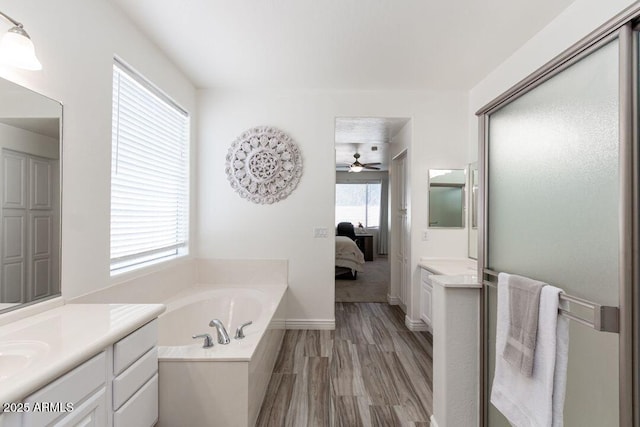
[{"x1": 110, "y1": 60, "x2": 189, "y2": 273}]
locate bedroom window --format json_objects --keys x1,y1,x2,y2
[
  {"x1": 335, "y1": 182, "x2": 381, "y2": 228},
  {"x1": 110, "y1": 59, "x2": 190, "y2": 274}
]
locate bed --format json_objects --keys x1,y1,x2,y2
[{"x1": 335, "y1": 235, "x2": 365, "y2": 279}]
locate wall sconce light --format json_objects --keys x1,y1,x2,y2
[{"x1": 0, "y1": 10, "x2": 42, "y2": 70}]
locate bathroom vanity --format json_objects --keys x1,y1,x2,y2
[
  {"x1": 430, "y1": 274, "x2": 480, "y2": 427},
  {"x1": 0, "y1": 303, "x2": 164, "y2": 426},
  {"x1": 418, "y1": 258, "x2": 480, "y2": 427},
  {"x1": 418, "y1": 258, "x2": 477, "y2": 331}
]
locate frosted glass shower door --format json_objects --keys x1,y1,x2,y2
[{"x1": 486, "y1": 40, "x2": 619, "y2": 426}]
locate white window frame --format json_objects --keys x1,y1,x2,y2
[{"x1": 110, "y1": 58, "x2": 190, "y2": 275}]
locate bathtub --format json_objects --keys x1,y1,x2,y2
[{"x1": 156, "y1": 284, "x2": 287, "y2": 427}]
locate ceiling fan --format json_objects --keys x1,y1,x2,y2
[{"x1": 346, "y1": 153, "x2": 381, "y2": 173}]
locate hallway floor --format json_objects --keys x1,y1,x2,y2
[{"x1": 256, "y1": 303, "x2": 433, "y2": 426}]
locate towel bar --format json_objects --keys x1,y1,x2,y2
[{"x1": 483, "y1": 268, "x2": 620, "y2": 333}]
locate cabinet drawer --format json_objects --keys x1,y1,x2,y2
[
  {"x1": 23, "y1": 352, "x2": 106, "y2": 427},
  {"x1": 114, "y1": 374, "x2": 158, "y2": 427},
  {"x1": 53, "y1": 387, "x2": 107, "y2": 427},
  {"x1": 113, "y1": 347, "x2": 157, "y2": 410},
  {"x1": 114, "y1": 320, "x2": 157, "y2": 376}
]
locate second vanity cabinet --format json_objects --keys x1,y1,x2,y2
[
  {"x1": 2, "y1": 318, "x2": 159, "y2": 427},
  {"x1": 419, "y1": 258, "x2": 478, "y2": 332},
  {"x1": 420, "y1": 269, "x2": 433, "y2": 332}
]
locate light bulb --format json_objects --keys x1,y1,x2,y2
[{"x1": 0, "y1": 26, "x2": 42, "y2": 70}]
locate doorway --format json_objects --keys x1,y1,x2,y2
[{"x1": 333, "y1": 117, "x2": 409, "y2": 303}]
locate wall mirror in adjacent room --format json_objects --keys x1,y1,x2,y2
[
  {"x1": 468, "y1": 162, "x2": 478, "y2": 259},
  {"x1": 0, "y1": 77, "x2": 62, "y2": 315},
  {"x1": 428, "y1": 168, "x2": 465, "y2": 228}
]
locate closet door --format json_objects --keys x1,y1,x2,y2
[
  {"x1": 29, "y1": 157, "x2": 53, "y2": 299},
  {"x1": 0, "y1": 150, "x2": 56, "y2": 304},
  {"x1": 485, "y1": 40, "x2": 620, "y2": 425},
  {"x1": 1, "y1": 151, "x2": 27, "y2": 303}
]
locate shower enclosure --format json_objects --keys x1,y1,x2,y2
[{"x1": 476, "y1": 7, "x2": 640, "y2": 426}]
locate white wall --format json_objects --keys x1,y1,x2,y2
[
  {"x1": 0, "y1": 0, "x2": 197, "y2": 300},
  {"x1": 198, "y1": 88, "x2": 468, "y2": 324},
  {"x1": 468, "y1": 0, "x2": 637, "y2": 161},
  {"x1": 0, "y1": 123, "x2": 58, "y2": 159}
]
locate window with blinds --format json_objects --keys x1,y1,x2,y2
[
  {"x1": 335, "y1": 182, "x2": 381, "y2": 228},
  {"x1": 110, "y1": 59, "x2": 189, "y2": 274}
]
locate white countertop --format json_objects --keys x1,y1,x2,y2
[
  {"x1": 430, "y1": 274, "x2": 481, "y2": 288},
  {"x1": 0, "y1": 303, "x2": 165, "y2": 405},
  {"x1": 419, "y1": 257, "x2": 478, "y2": 276}
]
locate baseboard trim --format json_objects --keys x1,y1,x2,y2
[
  {"x1": 286, "y1": 319, "x2": 335, "y2": 330},
  {"x1": 430, "y1": 414, "x2": 440, "y2": 427},
  {"x1": 405, "y1": 315, "x2": 428, "y2": 331},
  {"x1": 387, "y1": 294, "x2": 402, "y2": 305}
]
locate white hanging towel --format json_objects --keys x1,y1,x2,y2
[{"x1": 490, "y1": 273, "x2": 570, "y2": 427}]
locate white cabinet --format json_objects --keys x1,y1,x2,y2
[
  {"x1": 0, "y1": 356, "x2": 108, "y2": 427},
  {"x1": 112, "y1": 320, "x2": 159, "y2": 427},
  {"x1": 113, "y1": 320, "x2": 157, "y2": 376},
  {"x1": 54, "y1": 388, "x2": 107, "y2": 427},
  {"x1": 420, "y1": 268, "x2": 433, "y2": 331},
  {"x1": 114, "y1": 374, "x2": 158, "y2": 427},
  {"x1": 430, "y1": 275, "x2": 480, "y2": 427},
  {"x1": 113, "y1": 348, "x2": 157, "y2": 410},
  {"x1": 4, "y1": 320, "x2": 158, "y2": 427}
]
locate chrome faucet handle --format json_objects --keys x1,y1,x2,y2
[
  {"x1": 209, "y1": 319, "x2": 231, "y2": 344},
  {"x1": 192, "y1": 333, "x2": 214, "y2": 348},
  {"x1": 235, "y1": 321, "x2": 253, "y2": 339}
]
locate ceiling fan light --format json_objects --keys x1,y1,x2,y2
[
  {"x1": 350, "y1": 165, "x2": 364, "y2": 173},
  {"x1": 0, "y1": 26, "x2": 42, "y2": 70}
]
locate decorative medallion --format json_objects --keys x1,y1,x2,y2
[{"x1": 225, "y1": 126, "x2": 303, "y2": 204}]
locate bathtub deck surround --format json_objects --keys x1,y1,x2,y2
[
  {"x1": 70, "y1": 258, "x2": 198, "y2": 305},
  {"x1": 157, "y1": 284, "x2": 287, "y2": 361},
  {"x1": 0, "y1": 303, "x2": 165, "y2": 423},
  {"x1": 156, "y1": 283, "x2": 287, "y2": 426},
  {"x1": 256, "y1": 302, "x2": 432, "y2": 426},
  {"x1": 63, "y1": 259, "x2": 290, "y2": 425},
  {"x1": 70, "y1": 258, "x2": 288, "y2": 305}
]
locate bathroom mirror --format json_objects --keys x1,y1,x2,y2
[
  {"x1": 468, "y1": 162, "x2": 478, "y2": 259},
  {"x1": 0, "y1": 77, "x2": 62, "y2": 315},
  {"x1": 428, "y1": 169, "x2": 465, "y2": 228}
]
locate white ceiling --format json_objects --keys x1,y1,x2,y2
[
  {"x1": 335, "y1": 117, "x2": 409, "y2": 171},
  {"x1": 111, "y1": 0, "x2": 575, "y2": 91}
]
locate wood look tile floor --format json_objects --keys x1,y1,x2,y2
[{"x1": 256, "y1": 303, "x2": 433, "y2": 427}]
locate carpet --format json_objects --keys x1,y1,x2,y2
[{"x1": 335, "y1": 256, "x2": 389, "y2": 302}]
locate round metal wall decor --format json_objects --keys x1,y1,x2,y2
[{"x1": 225, "y1": 126, "x2": 303, "y2": 204}]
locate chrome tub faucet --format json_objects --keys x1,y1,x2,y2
[{"x1": 209, "y1": 319, "x2": 231, "y2": 344}]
